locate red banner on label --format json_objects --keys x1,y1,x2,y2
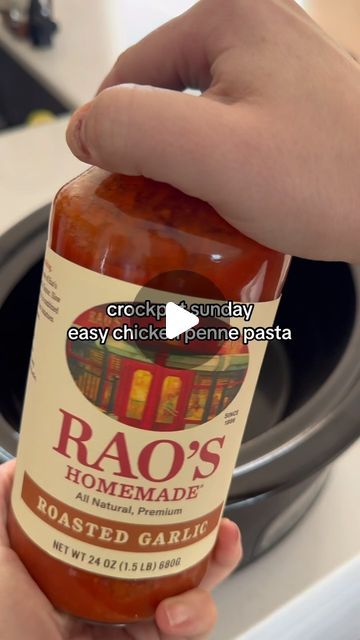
[{"x1": 21, "y1": 472, "x2": 223, "y2": 553}]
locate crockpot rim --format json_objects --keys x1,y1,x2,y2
[{"x1": 232, "y1": 263, "x2": 360, "y2": 480}]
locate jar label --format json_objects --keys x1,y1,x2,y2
[{"x1": 11, "y1": 247, "x2": 281, "y2": 579}]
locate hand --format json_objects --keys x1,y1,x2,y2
[
  {"x1": 0, "y1": 460, "x2": 242, "y2": 640},
  {"x1": 66, "y1": 0, "x2": 360, "y2": 263}
]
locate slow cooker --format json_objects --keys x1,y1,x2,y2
[{"x1": 0, "y1": 205, "x2": 359, "y2": 566}]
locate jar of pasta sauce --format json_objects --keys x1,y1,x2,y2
[{"x1": 8, "y1": 168, "x2": 290, "y2": 624}]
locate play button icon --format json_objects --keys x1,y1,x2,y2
[
  {"x1": 130, "y1": 269, "x2": 230, "y2": 365},
  {"x1": 165, "y1": 302, "x2": 199, "y2": 340}
]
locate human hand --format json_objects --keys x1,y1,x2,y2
[
  {"x1": 0, "y1": 460, "x2": 242, "y2": 640},
  {"x1": 66, "y1": 0, "x2": 360, "y2": 263}
]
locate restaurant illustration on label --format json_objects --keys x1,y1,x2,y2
[{"x1": 66, "y1": 304, "x2": 250, "y2": 432}]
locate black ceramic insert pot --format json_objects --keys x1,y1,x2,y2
[{"x1": 0, "y1": 206, "x2": 359, "y2": 566}]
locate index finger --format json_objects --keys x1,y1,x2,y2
[
  {"x1": 97, "y1": 4, "x2": 211, "y2": 94},
  {"x1": 97, "y1": 0, "x2": 312, "y2": 97}
]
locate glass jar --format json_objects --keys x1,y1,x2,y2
[{"x1": 8, "y1": 168, "x2": 290, "y2": 624}]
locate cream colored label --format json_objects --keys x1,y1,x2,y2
[{"x1": 12, "y1": 247, "x2": 280, "y2": 579}]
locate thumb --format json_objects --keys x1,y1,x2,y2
[{"x1": 66, "y1": 84, "x2": 240, "y2": 204}]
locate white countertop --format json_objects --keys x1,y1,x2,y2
[
  {"x1": 0, "y1": 1, "x2": 359, "y2": 638},
  {"x1": 0, "y1": 116, "x2": 87, "y2": 235},
  {"x1": 213, "y1": 441, "x2": 360, "y2": 639},
  {"x1": 0, "y1": 0, "x2": 359, "y2": 110}
]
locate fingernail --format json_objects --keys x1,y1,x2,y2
[
  {"x1": 66, "y1": 102, "x2": 93, "y2": 159},
  {"x1": 165, "y1": 603, "x2": 191, "y2": 627}
]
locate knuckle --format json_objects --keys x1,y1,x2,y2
[
  {"x1": 201, "y1": 0, "x2": 276, "y2": 47},
  {"x1": 205, "y1": 0, "x2": 269, "y2": 16}
]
